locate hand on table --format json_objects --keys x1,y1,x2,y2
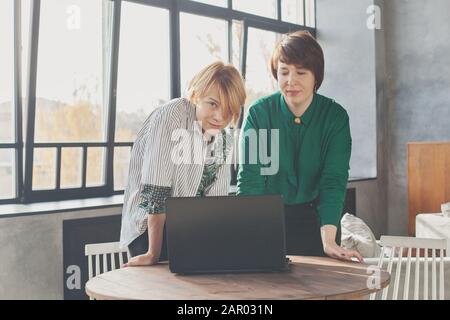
[
  {"x1": 323, "y1": 241, "x2": 364, "y2": 263},
  {"x1": 122, "y1": 252, "x2": 159, "y2": 268}
]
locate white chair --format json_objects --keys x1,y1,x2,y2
[
  {"x1": 368, "y1": 236, "x2": 447, "y2": 300},
  {"x1": 85, "y1": 241, "x2": 131, "y2": 280},
  {"x1": 85, "y1": 242, "x2": 131, "y2": 300}
]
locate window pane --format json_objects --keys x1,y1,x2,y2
[
  {"x1": 231, "y1": 20, "x2": 243, "y2": 69},
  {"x1": 233, "y1": 0, "x2": 277, "y2": 19},
  {"x1": 0, "y1": 149, "x2": 15, "y2": 199},
  {"x1": 35, "y1": 0, "x2": 112, "y2": 142},
  {"x1": 33, "y1": 148, "x2": 56, "y2": 190},
  {"x1": 0, "y1": 0, "x2": 14, "y2": 143},
  {"x1": 282, "y1": 0, "x2": 305, "y2": 25},
  {"x1": 244, "y1": 28, "x2": 281, "y2": 108},
  {"x1": 115, "y1": 3, "x2": 170, "y2": 142},
  {"x1": 305, "y1": 0, "x2": 315, "y2": 27},
  {"x1": 114, "y1": 147, "x2": 131, "y2": 191},
  {"x1": 86, "y1": 147, "x2": 105, "y2": 187},
  {"x1": 191, "y1": 0, "x2": 227, "y2": 7},
  {"x1": 21, "y1": 0, "x2": 32, "y2": 102},
  {"x1": 61, "y1": 147, "x2": 82, "y2": 188},
  {"x1": 180, "y1": 13, "x2": 228, "y2": 95}
]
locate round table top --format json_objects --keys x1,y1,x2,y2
[{"x1": 85, "y1": 256, "x2": 390, "y2": 300}]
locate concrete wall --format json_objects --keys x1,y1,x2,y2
[
  {"x1": 316, "y1": 0, "x2": 387, "y2": 238},
  {"x1": 0, "y1": 207, "x2": 122, "y2": 299},
  {"x1": 317, "y1": 0, "x2": 450, "y2": 236},
  {"x1": 384, "y1": 0, "x2": 450, "y2": 235},
  {"x1": 316, "y1": 0, "x2": 378, "y2": 180}
]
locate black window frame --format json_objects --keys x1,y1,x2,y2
[
  {"x1": 0, "y1": 0, "x2": 24, "y2": 205},
  {"x1": 2, "y1": 0, "x2": 315, "y2": 204}
]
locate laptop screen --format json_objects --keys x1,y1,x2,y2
[{"x1": 165, "y1": 195, "x2": 287, "y2": 274}]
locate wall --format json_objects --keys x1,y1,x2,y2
[
  {"x1": 384, "y1": 0, "x2": 450, "y2": 235},
  {"x1": 316, "y1": 0, "x2": 377, "y2": 180},
  {"x1": 316, "y1": 0, "x2": 387, "y2": 237},
  {"x1": 0, "y1": 206, "x2": 122, "y2": 299},
  {"x1": 317, "y1": 0, "x2": 450, "y2": 236}
]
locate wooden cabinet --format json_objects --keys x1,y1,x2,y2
[{"x1": 408, "y1": 142, "x2": 450, "y2": 236}]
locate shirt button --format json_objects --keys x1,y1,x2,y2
[{"x1": 294, "y1": 118, "x2": 301, "y2": 125}]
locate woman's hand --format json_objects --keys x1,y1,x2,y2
[
  {"x1": 123, "y1": 214, "x2": 167, "y2": 268},
  {"x1": 323, "y1": 241, "x2": 364, "y2": 263},
  {"x1": 321, "y1": 224, "x2": 363, "y2": 263},
  {"x1": 122, "y1": 252, "x2": 159, "y2": 268}
]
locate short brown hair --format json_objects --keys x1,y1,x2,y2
[
  {"x1": 270, "y1": 30, "x2": 324, "y2": 91},
  {"x1": 187, "y1": 61, "x2": 246, "y2": 125}
]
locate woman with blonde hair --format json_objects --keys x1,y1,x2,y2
[{"x1": 120, "y1": 61, "x2": 246, "y2": 267}]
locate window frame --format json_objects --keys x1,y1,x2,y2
[
  {"x1": 22, "y1": 0, "x2": 123, "y2": 203},
  {"x1": 4, "y1": 0, "x2": 315, "y2": 204},
  {"x1": 0, "y1": 0, "x2": 24, "y2": 205}
]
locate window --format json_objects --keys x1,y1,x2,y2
[
  {"x1": 0, "y1": 150, "x2": 15, "y2": 200},
  {"x1": 191, "y1": 0, "x2": 227, "y2": 7},
  {"x1": 0, "y1": 0, "x2": 15, "y2": 200},
  {"x1": 28, "y1": 0, "x2": 113, "y2": 196},
  {"x1": 21, "y1": 0, "x2": 32, "y2": 106},
  {"x1": 60, "y1": 148, "x2": 83, "y2": 188},
  {"x1": 115, "y1": 3, "x2": 170, "y2": 142},
  {"x1": 231, "y1": 20, "x2": 243, "y2": 69},
  {"x1": 32, "y1": 148, "x2": 56, "y2": 190},
  {"x1": 244, "y1": 28, "x2": 281, "y2": 108},
  {"x1": 35, "y1": 0, "x2": 107, "y2": 143},
  {"x1": 86, "y1": 147, "x2": 105, "y2": 187},
  {"x1": 114, "y1": 147, "x2": 131, "y2": 191},
  {"x1": 282, "y1": 0, "x2": 304, "y2": 25},
  {"x1": 281, "y1": 0, "x2": 315, "y2": 27},
  {"x1": 0, "y1": 0, "x2": 14, "y2": 144},
  {"x1": 114, "y1": 2, "x2": 171, "y2": 192},
  {"x1": 233, "y1": 0, "x2": 277, "y2": 19},
  {"x1": 305, "y1": 0, "x2": 315, "y2": 27},
  {"x1": 3, "y1": 0, "x2": 315, "y2": 204},
  {"x1": 180, "y1": 13, "x2": 228, "y2": 95}
]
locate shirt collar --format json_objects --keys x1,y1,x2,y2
[
  {"x1": 280, "y1": 92, "x2": 316, "y2": 127},
  {"x1": 184, "y1": 98, "x2": 202, "y2": 135}
]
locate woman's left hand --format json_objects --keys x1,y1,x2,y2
[{"x1": 323, "y1": 241, "x2": 364, "y2": 263}]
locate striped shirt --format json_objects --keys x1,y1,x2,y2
[{"x1": 119, "y1": 98, "x2": 233, "y2": 248}]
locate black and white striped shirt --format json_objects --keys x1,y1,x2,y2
[{"x1": 119, "y1": 98, "x2": 233, "y2": 248}]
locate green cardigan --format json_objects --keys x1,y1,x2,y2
[{"x1": 236, "y1": 92, "x2": 351, "y2": 227}]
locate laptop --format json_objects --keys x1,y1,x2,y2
[{"x1": 165, "y1": 194, "x2": 289, "y2": 274}]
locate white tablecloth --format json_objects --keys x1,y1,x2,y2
[{"x1": 416, "y1": 213, "x2": 450, "y2": 257}]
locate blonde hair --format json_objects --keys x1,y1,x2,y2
[{"x1": 187, "y1": 61, "x2": 246, "y2": 125}]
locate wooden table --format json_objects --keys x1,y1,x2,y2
[{"x1": 85, "y1": 256, "x2": 390, "y2": 300}]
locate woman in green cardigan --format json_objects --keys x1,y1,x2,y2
[{"x1": 237, "y1": 31, "x2": 363, "y2": 262}]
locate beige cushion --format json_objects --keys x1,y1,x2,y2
[{"x1": 340, "y1": 213, "x2": 381, "y2": 258}]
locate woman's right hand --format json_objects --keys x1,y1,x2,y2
[
  {"x1": 123, "y1": 214, "x2": 166, "y2": 268},
  {"x1": 122, "y1": 252, "x2": 159, "y2": 267}
]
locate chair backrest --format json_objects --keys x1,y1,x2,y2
[
  {"x1": 370, "y1": 236, "x2": 447, "y2": 300},
  {"x1": 85, "y1": 242, "x2": 131, "y2": 280}
]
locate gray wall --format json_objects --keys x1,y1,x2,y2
[
  {"x1": 317, "y1": 0, "x2": 378, "y2": 180},
  {"x1": 0, "y1": 207, "x2": 122, "y2": 299},
  {"x1": 317, "y1": 0, "x2": 450, "y2": 236},
  {"x1": 384, "y1": 0, "x2": 450, "y2": 235},
  {"x1": 316, "y1": 0, "x2": 387, "y2": 238}
]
